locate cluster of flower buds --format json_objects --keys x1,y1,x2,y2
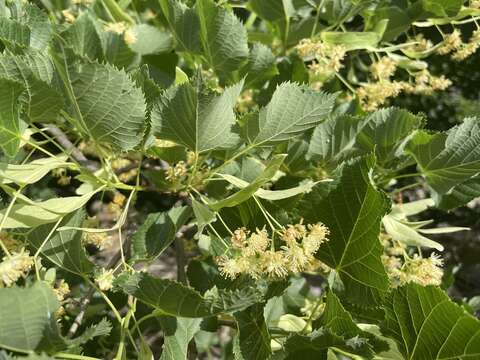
[
  {"x1": 104, "y1": 22, "x2": 137, "y2": 45},
  {"x1": 216, "y1": 222, "x2": 330, "y2": 280},
  {"x1": 95, "y1": 268, "x2": 115, "y2": 291}
]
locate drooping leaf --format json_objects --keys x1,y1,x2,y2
[
  {"x1": 406, "y1": 118, "x2": 480, "y2": 195},
  {"x1": 116, "y1": 272, "x2": 262, "y2": 317},
  {"x1": 252, "y1": 82, "x2": 337, "y2": 147},
  {"x1": 209, "y1": 154, "x2": 286, "y2": 211},
  {"x1": 0, "y1": 78, "x2": 25, "y2": 157},
  {"x1": 152, "y1": 79, "x2": 243, "y2": 152},
  {"x1": 159, "y1": 317, "x2": 202, "y2": 360},
  {"x1": 0, "y1": 156, "x2": 72, "y2": 185},
  {"x1": 321, "y1": 31, "x2": 381, "y2": 51},
  {"x1": 381, "y1": 283, "x2": 480, "y2": 359},
  {"x1": 301, "y1": 155, "x2": 391, "y2": 306},
  {"x1": 28, "y1": 209, "x2": 95, "y2": 275},
  {"x1": 218, "y1": 173, "x2": 321, "y2": 201},
  {"x1": 69, "y1": 62, "x2": 147, "y2": 151},
  {"x1": 234, "y1": 304, "x2": 272, "y2": 360},
  {"x1": 192, "y1": 199, "x2": 216, "y2": 236},
  {"x1": 0, "y1": 282, "x2": 63, "y2": 352}
]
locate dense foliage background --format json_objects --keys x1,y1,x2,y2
[{"x1": 0, "y1": 0, "x2": 480, "y2": 359}]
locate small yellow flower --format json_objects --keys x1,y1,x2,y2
[
  {"x1": 166, "y1": 161, "x2": 188, "y2": 182},
  {"x1": 260, "y1": 250, "x2": 288, "y2": 278}
]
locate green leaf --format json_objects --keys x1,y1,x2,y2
[
  {"x1": 242, "y1": 43, "x2": 278, "y2": 88},
  {"x1": 0, "y1": 282, "x2": 62, "y2": 352},
  {"x1": 0, "y1": 204, "x2": 62, "y2": 229},
  {"x1": 321, "y1": 292, "x2": 387, "y2": 354},
  {"x1": 0, "y1": 16, "x2": 30, "y2": 47},
  {"x1": 234, "y1": 304, "x2": 272, "y2": 360},
  {"x1": 68, "y1": 318, "x2": 112, "y2": 347},
  {"x1": 0, "y1": 78, "x2": 24, "y2": 157},
  {"x1": 196, "y1": 0, "x2": 249, "y2": 76},
  {"x1": 248, "y1": 0, "x2": 286, "y2": 22},
  {"x1": 321, "y1": 31, "x2": 381, "y2": 51},
  {"x1": 308, "y1": 114, "x2": 367, "y2": 167},
  {"x1": 381, "y1": 283, "x2": 480, "y2": 359},
  {"x1": 433, "y1": 175, "x2": 480, "y2": 210},
  {"x1": 159, "y1": 0, "x2": 202, "y2": 53},
  {"x1": 209, "y1": 154, "x2": 286, "y2": 211},
  {"x1": 23, "y1": 4, "x2": 52, "y2": 50},
  {"x1": 422, "y1": 0, "x2": 463, "y2": 17},
  {"x1": 62, "y1": 12, "x2": 103, "y2": 60},
  {"x1": 252, "y1": 83, "x2": 337, "y2": 147},
  {"x1": 0, "y1": 156, "x2": 72, "y2": 185},
  {"x1": 159, "y1": 317, "x2": 201, "y2": 360},
  {"x1": 0, "y1": 52, "x2": 63, "y2": 122},
  {"x1": 284, "y1": 328, "x2": 372, "y2": 359},
  {"x1": 127, "y1": 24, "x2": 172, "y2": 55},
  {"x1": 192, "y1": 199, "x2": 216, "y2": 236},
  {"x1": 152, "y1": 79, "x2": 243, "y2": 152},
  {"x1": 69, "y1": 62, "x2": 147, "y2": 151},
  {"x1": 28, "y1": 209, "x2": 95, "y2": 275},
  {"x1": 302, "y1": 156, "x2": 390, "y2": 306},
  {"x1": 406, "y1": 118, "x2": 480, "y2": 195},
  {"x1": 356, "y1": 108, "x2": 423, "y2": 165},
  {"x1": 117, "y1": 272, "x2": 262, "y2": 317},
  {"x1": 131, "y1": 210, "x2": 180, "y2": 263}
]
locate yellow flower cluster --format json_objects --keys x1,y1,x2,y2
[
  {"x1": 103, "y1": 22, "x2": 137, "y2": 45},
  {"x1": 53, "y1": 279, "x2": 70, "y2": 316},
  {"x1": 216, "y1": 223, "x2": 329, "y2": 280},
  {"x1": 358, "y1": 68, "x2": 452, "y2": 111},
  {"x1": 166, "y1": 161, "x2": 188, "y2": 182},
  {"x1": 381, "y1": 234, "x2": 444, "y2": 287},
  {"x1": 451, "y1": 30, "x2": 480, "y2": 61},
  {"x1": 296, "y1": 38, "x2": 346, "y2": 87},
  {"x1": 471, "y1": 0, "x2": 480, "y2": 8},
  {"x1": 0, "y1": 248, "x2": 34, "y2": 287},
  {"x1": 438, "y1": 30, "x2": 463, "y2": 55},
  {"x1": 52, "y1": 168, "x2": 71, "y2": 186}
]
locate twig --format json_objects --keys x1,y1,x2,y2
[{"x1": 43, "y1": 124, "x2": 99, "y2": 172}]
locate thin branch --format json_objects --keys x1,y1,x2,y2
[{"x1": 43, "y1": 124, "x2": 99, "y2": 172}]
